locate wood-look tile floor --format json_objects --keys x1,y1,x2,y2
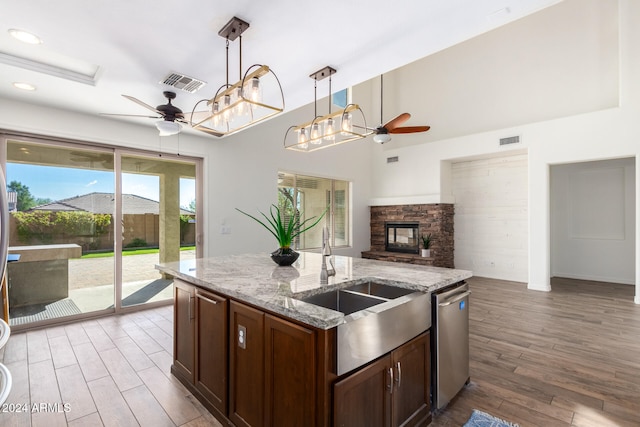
[
  {"x1": 0, "y1": 276, "x2": 638, "y2": 426},
  {"x1": 0, "y1": 305, "x2": 222, "y2": 427},
  {"x1": 431, "y1": 277, "x2": 640, "y2": 427}
]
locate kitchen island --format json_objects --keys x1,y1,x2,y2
[{"x1": 157, "y1": 252, "x2": 472, "y2": 427}]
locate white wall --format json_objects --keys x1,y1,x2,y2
[
  {"x1": 551, "y1": 158, "x2": 635, "y2": 285},
  {"x1": 365, "y1": 0, "x2": 640, "y2": 302},
  {"x1": 452, "y1": 153, "x2": 528, "y2": 282}
]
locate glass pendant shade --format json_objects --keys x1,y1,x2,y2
[
  {"x1": 324, "y1": 118, "x2": 335, "y2": 141},
  {"x1": 248, "y1": 77, "x2": 261, "y2": 103},
  {"x1": 310, "y1": 122, "x2": 322, "y2": 143}
]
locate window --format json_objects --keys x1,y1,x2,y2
[{"x1": 278, "y1": 172, "x2": 350, "y2": 250}]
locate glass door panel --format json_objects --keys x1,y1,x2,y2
[
  {"x1": 5, "y1": 139, "x2": 115, "y2": 326},
  {"x1": 120, "y1": 154, "x2": 197, "y2": 308}
]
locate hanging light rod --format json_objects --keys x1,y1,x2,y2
[
  {"x1": 190, "y1": 16, "x2": 285, "y2": 137},
  {"x1": 284, "y1": 66, "x2": 369, "y2": 152}
]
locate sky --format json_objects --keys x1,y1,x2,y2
[{"x1": 6, "y1": 163, "x2": 196, "y2": 209}]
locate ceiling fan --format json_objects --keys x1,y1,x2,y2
[
  {"x1": 102, "y1": 91, "x2": 187, "y2": 136},
  {"x1": 369, "y1": 75, "x2": 430, "y2": 144}
]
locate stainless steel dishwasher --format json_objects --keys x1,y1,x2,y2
[{"x1": 432, "y1": 281, "x2": 471, "y2": 409}]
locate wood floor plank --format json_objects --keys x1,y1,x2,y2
[
  {"x1": 66, "y1": 412, "x2": 104, "y2": 427},
  {"x1": 49, "y1": 334, "x2": 78, "y2": 369},
  {"x1": 112, "y1": 335, "x2": 156, "y2": 372},
  {"x1": 55, "y1": 364, "x2": 97, "y2": 422},
  {"x1": 137, "y1": 365, "x2": 201, "y2": 426},
  {"x1": 2, "y1": 332, "x2": 27, "y2": 364},
  {"x1": 1, "y1": 360, "x2": 31, "y2": 427},
  {"x1": 98, "y1": 347, "x2": 143, "y2": 392},
  {"x1": 64, "y1": 323, "x2": 91, "y2": 347},
  {"x1": 71, "y1": 342, "x2": 109, "y2": 382},
  {"x1": 26, "y1": 330, "x2": 51, "y2": 364},
  {"x1": 142, "y1": 326, "x2": 173, "y2": 353},
  {"x1": 81, "y1": 321, "x2": 116, "y2": 353},
  {"x1": 86, "y1": 376, "x2": 139, "y2": 427},
  {"x1": 123, "y1": 324, "x2": 164, "y2": 355},
  {"x1": 29, "y1": 359, "x2": 67, "y2": 427},
  {"x1": 122, "y1": 385, "x2": 175, "y2": 427}
]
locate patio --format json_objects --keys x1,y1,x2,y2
[{"x1": 8, "y1": 250, "x2": 195, "y2": 326}]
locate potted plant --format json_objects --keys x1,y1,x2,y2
[
  {"x1": 421, "y1": 233, "x2": 432, "y2": 257},
  {"x1": 236, "y1": 200, "x2": 327, "y2": 266}
]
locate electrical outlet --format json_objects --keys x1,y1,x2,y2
[{"x1": 238, "y1": 325, "x2": 246, "y2": 349}]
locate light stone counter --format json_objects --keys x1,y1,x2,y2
[{"x1": 157, "y1": 252, "x2": 472, "y2": 330}]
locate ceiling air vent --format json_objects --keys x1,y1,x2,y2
[
  {"x1": 160, "y1": 72, "x2": 206, "y2": 93},
  {"x1": 387, "y1": 156, "x2": 399, "y2": 163},
  {"x1": 499, "y1": 135, "x2": 520, "y2": 146}
]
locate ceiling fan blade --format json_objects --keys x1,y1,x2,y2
[
  {"x1": 388, "y1": 125, "x2": 431, "y2": 134},
  {"x1": 383, "y1": 113, "x2": 410, "y2": 131},
  {"x1": 100, "y1": 113, "x2": 161, "y2": 119},
  {"x1": 122, "y1": 94, "x2": 162, "y2": 115}
]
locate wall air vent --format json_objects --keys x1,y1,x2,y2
[
  {"x1": 160, "y1": 72, "x2": 206, "y2": 93},
  {"x1": 499, "y1": 135, "x2": 521, "y2": 146},
  {"x1": 387, "y1": 156, "x2": 399, "y2": 163}
]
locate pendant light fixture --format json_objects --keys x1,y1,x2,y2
[
  {"x1": 190, "y1": 17, "x2": 285, "y2": 137},
  {"x1": 284, "y1": 66, "x2": 369, "y2": 152}
]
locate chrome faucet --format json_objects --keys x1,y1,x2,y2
[{"x1": 320, "y1": 226, "x2": 335, "y2": 283}]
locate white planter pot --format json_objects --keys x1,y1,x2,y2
[{"x1": 421, "y1": 249, "x2": 430, "y2": 257}]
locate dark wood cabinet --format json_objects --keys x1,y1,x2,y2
[
  {"x1": 334, "y1": 355, "x2": 392, "y2": 427},
  {"x1": 228, "y1": 303, "x2": 317, "y2": 427},
  {"x1": 173, "y1": 279, "x2": 431, "y2": 427},
  {"x1": 334, "y1": 332, "x2": 431, "y2": 427},
  {"x1": 264, "y1": 314, "x2": 316, "y2": 427},
  {"x1": 195, "y1": 288, "x2": 228, "y2": 415},
  {"x1": 173, "y1": 280, "x2": 195, "y2": 382},
  {"x1": 392, "y1": 332, "x2": 431, "y2": 427},
  {"x1": 229, "y1": 300, "x2": 265, "y2": 427}
]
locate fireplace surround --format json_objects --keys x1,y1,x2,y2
[{"x1": 362, "y1": 203, "x2": 454, "y2": 268}]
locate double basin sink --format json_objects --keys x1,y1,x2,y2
[{"x1": 299, "y1": 281, "x2": 432, "y2": 375}]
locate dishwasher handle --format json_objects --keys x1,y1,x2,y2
[{"x1": 438, "y1": 291, "x2": 471, "y2": 307}]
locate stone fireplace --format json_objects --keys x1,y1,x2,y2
[{"x1": 362, "y1": 204, "x2": 454, "y2": 268}]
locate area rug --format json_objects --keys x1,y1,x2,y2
[{"x1": 463, "y1": 409, "x2": 520, "y2": 427}]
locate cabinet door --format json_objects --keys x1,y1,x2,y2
[
  {"x1": 392, "y1": 332, "x2": 431, "y2": 427},
  {"x1": 195, "y1": 289, "x2": 228, "y2": 414},
  {"x1": 229, "y1": 301, "x2": 264, "y2": 427},
  {"x1": 334, "y1": 356, "x2": 392, "y2": 427},
  {"x1": 264, "y1": 314, "x2": 315, "y2": 427},
  {"x1": 173, "y1": 280, "x2": 195, "y2": 382}
]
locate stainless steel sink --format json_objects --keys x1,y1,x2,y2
[
  {"x1": 301, "y1": 289, "x2": 385, "y2": 316},
  {"x1": 344, "y1": 281, "x2": 416, "y2": 299},
  {"x1": 299, "y1": 280, "x2": 431, "y2": 375}
]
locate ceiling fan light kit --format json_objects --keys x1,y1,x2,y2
[
  {"x1": 284, "y1": 66, "x2": 369, "y2": 152},
  {"x1": 373, "y1": 133, "x2": 392, "y2": 144},
  {"x1": 156, "y1": 120, "x2": 182, "y2": 136},
  {"x1": 190, "y1": 16, "x2": 285, "y2": 137}
]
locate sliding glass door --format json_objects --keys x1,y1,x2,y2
[
  {"x1": 4, "y1": 139, "x2": 115, "y2": 325},
  {"x1": 1, "y1": 135, "x2": 202, "y2": 328},
  {"x1": 120, "y1": 154, "x2": 197, "y2": 308}
]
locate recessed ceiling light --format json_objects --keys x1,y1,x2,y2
[
  {"x1": 13, "y1": 82, "x2": 36, "y2": 91},
  {"x1": 8, "y1": 29, "x2": 43, "y2": 45}
]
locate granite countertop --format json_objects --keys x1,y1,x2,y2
[{"x1": 156, "y1": 252, "x2": 472, "y2": 330}]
